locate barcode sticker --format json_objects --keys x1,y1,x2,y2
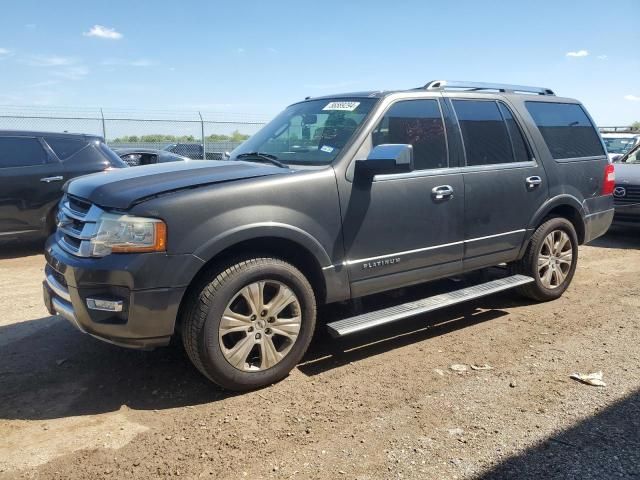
[{"x1": 322, "y1": 101, "x2": 360, "y2": 111}]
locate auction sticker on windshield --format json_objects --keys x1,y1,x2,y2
[{"x1": 323, "y1": 101, "x2": 361, "y2": 111}]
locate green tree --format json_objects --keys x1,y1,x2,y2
[{"x1": 632, "y1": 121, "x2": 640, "y2": 131}]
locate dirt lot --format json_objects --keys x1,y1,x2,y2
[{"x1": 0, "y1": 231, "x2": 639, "y2": 479}]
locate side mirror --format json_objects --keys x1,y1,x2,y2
[{"x1": 356, "y1": 144, "x2": 414, "y2": 178}]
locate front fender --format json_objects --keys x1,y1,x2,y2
[{"x1": 194, "y1": 222, "x2": 334, "y2": 268}]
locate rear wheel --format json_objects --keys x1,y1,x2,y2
[
  {"x1": 510, "y1": 217, "x2": 578, "y2": 301},
  {"x1": 181, "y1": 257, "x2": 316, "y2": 390}
]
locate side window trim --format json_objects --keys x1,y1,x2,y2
[
  {"x1": 450, "y1": 98, "x2": 538, "y2": 169},
  {"x1": 497, "y1": 101, "x2": 533, "y2": 163},
  {"x1": 368, "y1": 97, "x2": 451, "y2": 175}
]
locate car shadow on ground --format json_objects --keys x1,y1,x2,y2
[
  {"x1": 0, "y1": 239, "x2": 44, "y2": 260},
  {"x1": 476, "y1": 388, "x2": 640, "y2": 479},
  {"x1": 589, "y1": 228, "x2": 640, "y2": 250},
  {"x1": 0, "y1": 274, "x2": 530, "y2": 421}
]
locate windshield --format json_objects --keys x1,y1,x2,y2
[
  {"x1": 230, "y1": 98, "x2": 378, "y2": 165},
  {"x1": 616, "y1": 146, "x2": 640, "y2": 164},
  {"x1": 603, "y1": 137, "x2": 638, "y2": 154}
]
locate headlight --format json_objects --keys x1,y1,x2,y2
[{"x1": 90, "y1": 213, "x2": 167, "y2": 257}]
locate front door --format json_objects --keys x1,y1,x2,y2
[
  {"x1": 340, "y1": 99, "x2": 465, "y2": 298},
  {"x1": 446, "y1": 98, "x2": 549, "y2": 270},
  {"x1": 0, "y1": 136, "x2": 63, "y2": 236}
]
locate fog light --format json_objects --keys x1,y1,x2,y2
[{"x1": 86, "y1": 298, "x2": 123, "y2": 312}]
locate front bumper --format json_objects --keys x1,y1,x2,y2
[
  {"x1": 43, "y1": 235, "x2": 204, "y2": 349},
  {"x1": 612, "y1": 202, "x2": 640, "y2": 227}
]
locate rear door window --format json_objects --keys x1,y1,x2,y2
[
  {"x1": 44, "y1": 137, "x2": 88, "y2": 160},
  {"x1": 372, "y1": 99, "x2": 448, "y2": 170},
  {"x1": 453, "y1": 100, "x2": 525, "y2": 166},
  {"x1": 0, "y1": 137, "x2": 48, "y2": 168},
  {"x1": 525, "y1": 102, "x2": 605, "y2": 159}
]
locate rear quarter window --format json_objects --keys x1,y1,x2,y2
[
  {"x1": 525, "y1": 102, "x2": 605, "y2": 159},
  {"x1": 44, "y1": 137, "x2": 88, "y2": 160}
]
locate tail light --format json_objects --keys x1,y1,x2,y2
[{"x1": 602, "y1": 163, "x2": 615, "y2": 195}]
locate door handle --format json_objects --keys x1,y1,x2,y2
[
  {"x1": 431, "y1": 185, "x2": 454, "y2": 200},
  {"x1": 40, "y1": 176, "x2": 64, "y2": 183},
  {"x1": 526, "y1": 176, "x2": 542, "y2": 188}
]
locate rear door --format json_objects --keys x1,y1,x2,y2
[
  {"x1": 0, "y1": 136, "x2": 63, "y2": 236},
  {"x1": 446, "y1": 98, "x2": 549, "y2": 270}
]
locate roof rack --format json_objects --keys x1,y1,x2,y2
[{"x1": 423, "y1": 80, "x2": 555, "y2": 96}]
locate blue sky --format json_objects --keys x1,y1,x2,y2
[{"x1": 0, "y1": 0, "x2": 638, "y2": 125}]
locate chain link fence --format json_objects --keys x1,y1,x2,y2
[{"x1": 0, "y1": 105, "x2": 269, "y2": 159}]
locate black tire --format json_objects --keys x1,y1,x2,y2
[
  {"x1": 510, "y1": 217, "x2": 578, "y2": 302},
  {"x1": 181, "y1": 257, "x2": 316, "y2": 391}
]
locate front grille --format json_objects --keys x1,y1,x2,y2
[
  {"x1": 614, "y1": 184, "x2": 640, "y2": 204},
  {"x1": 46, "y1": 264, "x2": 67, "y2": 288},
  {"x1": 67, "y1": 195, "x2": 92, "y2": 216},
  {"x1": 56, "y1": 194, "x2": 104, "y2": 257}
]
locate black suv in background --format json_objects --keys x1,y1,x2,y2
[
  {"x1": 0, "y1": 131, "x2": 126, "y2": 242},
  {"x1": 43, "y1": 81, "x2": 614, "y2": 391}
]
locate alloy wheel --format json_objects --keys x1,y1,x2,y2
[
  {"x1": 537, "y1": 230, "x2": 573, "y2": 289},
  {"x1": 218, "y1": 280, "x2": 302, "y2": 371}
]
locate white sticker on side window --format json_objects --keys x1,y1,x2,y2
[
  {"x1": 320, "y1": 145, "x2": 334, "y2": 153},
  {"x1": 322, "y1": 101, "x2": 360, "y2": 111}
]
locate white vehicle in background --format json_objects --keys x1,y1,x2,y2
[{"x1": 601, "y1": 133, "x2": 640, "y2": 162}]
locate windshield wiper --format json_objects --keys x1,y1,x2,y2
[{"x1": 235, "y1": 152, "x2": 287, "y2": 168}]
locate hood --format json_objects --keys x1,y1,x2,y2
[
  {"x1": 614, "y1": 163, "x2": 640, "y2": 186},
  {"x1": 66, "y1": 160, "x2": 290, "y2": 209}
]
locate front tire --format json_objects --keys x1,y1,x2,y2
[
  {"x1": 181, "y1": 257, "x2": 316, "y2": 391},
  {"x1": 511, "y1": 217, "x2": 578, "y2": 302}
]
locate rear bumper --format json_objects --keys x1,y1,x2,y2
[
  {"x1": 584, "y1": 207, "x2": 615, "y2": 243},
  {"x1": 43, "y1": 236, "x2": 202, "y2": 349}
]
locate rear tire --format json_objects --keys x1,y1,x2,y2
[
  {"x1": 510, "y1": 217, "x2": 578, "y2": 302},
  {"x1": 181, "y1": 257, "x2": 316, "y2": 391}
]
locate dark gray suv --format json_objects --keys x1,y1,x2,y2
[{"x1": 42, "y1": 81, "x2": 615, "y2": 390}]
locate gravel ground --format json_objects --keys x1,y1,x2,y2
[{"x1": 0, "y1": 230, "x2": 639, "y2": 479}]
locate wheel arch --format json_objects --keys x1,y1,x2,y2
[
  {"x1": 176, "y1": 225, "x2": 337, "y2": 330},
  {"x1": 519, "y1": 195, "x2": 586, "y2": 258}
]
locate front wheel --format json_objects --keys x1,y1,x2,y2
[
  {"x1": 510, "y1": 217, "x2": 578, "y2": 302},
  {"x1": 181, "y1": 257, "x2": 316, "y2": 390}
]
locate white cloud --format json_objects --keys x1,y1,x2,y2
[
  {"x1": 0, "y1": 48, "x2": 12, "y2": 57},
  {"x1": 102, "y1": 58, "x2": 154, "y2": 67},
  {"x1": 267, "y1": 47, "x2": 278, "y2": 54},
  {"x1": 236, "y1": 48, "x2": 246, "y2": 54},
  {"x1": 566, "y1": 50, "x2": 589, "y2": 57},
  {"x1": 52, "y1": 66, "x2": 89, "y2": 80},
  {"x1": 597, "y1": 55, "x2": 608, "y2": 60},
  {"x1": 624, "y1": 95, "x2": 640, "y2": 102},
  {"x1": 83, "y1": 25, "x2": 122, "y2": 40},
  {"x1": 24, "y1": 55, "x2": 76, "y2": 67},
  {"x1": 27, "y1": 80, "x2": 60, "y2": 88}
]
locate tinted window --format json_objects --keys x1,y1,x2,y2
[
  {"x1": 0, "y1": 137, "x2": 47, "y2": 168},
  {"x1": 525, "y1": 102, "x2": 605, "y2": 159},
  {"x1": 453, "y1": 100, "x2": 516, "y2": 166},
  {"x1": 372, "y1": 100, "x2": 447, "y2": 170},
  {"x1": 45, "y1": 137, "x2": 87, "y2": 160},
  {"x1": 498, "y1": 103, "x2": 530, "y2": 163}
]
